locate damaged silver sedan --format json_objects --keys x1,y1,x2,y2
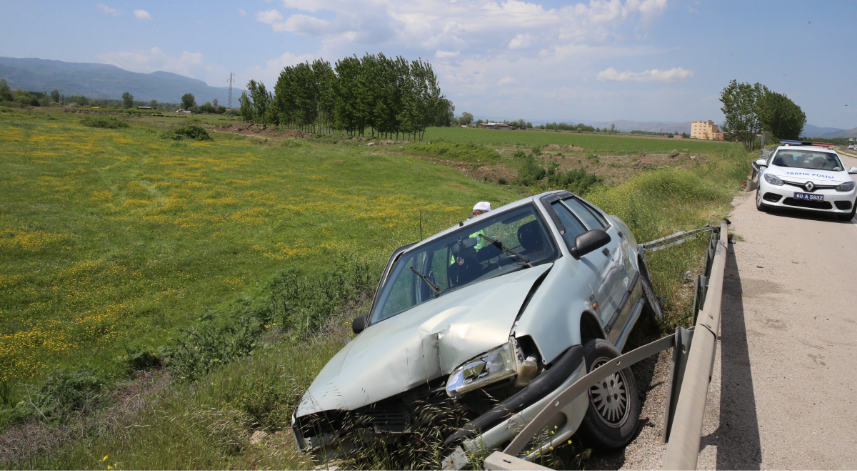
[{"x1": 291, "y1": 190, "x2": 659, "y2": 467}]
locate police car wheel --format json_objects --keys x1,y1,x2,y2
[{"x1": 755, "y1": 188, "x2": 768, "y2": 212}]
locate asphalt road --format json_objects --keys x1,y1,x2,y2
[{"x1": 589, "y1": 150, "x2": 857, "y2": 469}]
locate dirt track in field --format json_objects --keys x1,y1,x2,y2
[{"x1": 586, "y1": 151, "x2": 857, "y2": 469}]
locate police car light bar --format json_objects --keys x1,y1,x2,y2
[{"x1": 779, "y1": 139, "x2": 834, "y2": 147}]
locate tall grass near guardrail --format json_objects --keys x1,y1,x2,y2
[{"x1": 587, "y1": 145, "x2": 749, "y2": 327}]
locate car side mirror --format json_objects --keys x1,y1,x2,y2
[
  {"x1": 849, "y1": 167, "x2": 857, "y2": 175},
  {"x1": 570, "y1": 229, "x2": 611, "y2": 259},
  {"x1": 352, "y1": 314, "x2": 367, "y2": 334},
  {"x1": 754, "y1": 158, "x2": 767, "y2": 168}
]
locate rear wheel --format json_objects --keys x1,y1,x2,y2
[{"x1": 576, "y1": 339, "x2": 640, "y2": 451}]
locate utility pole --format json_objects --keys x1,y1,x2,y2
[{"x1": 227, "y1": 73, "x2": 234, "y2": 109}]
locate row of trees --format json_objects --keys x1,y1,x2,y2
[
  {"x1": 720, "y1": 79, "x2": 807, "y2": 150},
  {"x1": 238, "y1": 53, "x2": 452, "y2": 140}
]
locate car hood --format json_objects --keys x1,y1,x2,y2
[
  {"x1": 767, "y1": 166, "x2": 848, "y2": 183},
  {"x1": 295, "y1": 263, "x2": 553, "y2": 416}
]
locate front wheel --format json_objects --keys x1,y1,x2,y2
[
  {"x1": 837, "y1": 199, "x2": 857, "y2": 221},
  {"x1": 755, "y1": 188, "x2": 768, "y2": 212},
  {"x1": 576, "y1": 339, "x2": 640, "y2": 451}
]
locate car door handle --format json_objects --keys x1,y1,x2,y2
[{"x1": 602, "y1": 248, "x2": 610, "y2": 257}]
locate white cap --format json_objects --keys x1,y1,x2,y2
[{"x1": 473, "y1": 201, "x2": 492, "y2": 213}]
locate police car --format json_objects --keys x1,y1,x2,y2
[{"x1": 755, "y1": 140, "x2": 857, "y2": 220}]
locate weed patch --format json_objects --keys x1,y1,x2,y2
[{"x1": 160, "y1": 124, "x2": 213, "y2": 141}]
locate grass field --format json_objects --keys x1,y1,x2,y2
[
  {"x1": 424, "y1": 126, "x2": 733, "y2": 154},
  {"x1": 0, "y1": 107, "x2": 751, "y2": 469},
  {"x1": 0, "y1": 108, "x2": 514, "y2": 387}
]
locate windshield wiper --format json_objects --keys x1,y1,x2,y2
[
  {"x1": 477, "y1": 234, "x2": 532, "y2": 267},
  {"x1": 410, "y1": 266, "x2": 440, "y2": 297}
]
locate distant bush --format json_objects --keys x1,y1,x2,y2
[
  {"x1": 160, "y1": 125, "x2": 212, "y2": 141},
  {"x1": 80, "y1": 116, "x2": 129, "y2": 129},
  {"x1": 518, "y1": 154, "x2": 603, "y2": 195},
  {"x1": 407, "y1": 141, "x2": 499, "y2": 163}
]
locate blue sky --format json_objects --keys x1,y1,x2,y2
[{"x1": 1, "y1": 0, "x2": 855, "y2": 128}]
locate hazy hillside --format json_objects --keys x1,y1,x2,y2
[{"x1": 0, "y1": 57, "x2": 237, "y2": 105}]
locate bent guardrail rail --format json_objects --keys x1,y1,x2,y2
[{"x1": 483, "y1": 219, "x2": 729, "y2": 471}]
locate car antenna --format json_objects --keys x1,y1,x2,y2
[
  {"x1": 459, "y1": 221, "x2": 464, "y2": 227},
  {"x1": 419, "y1": 210, "x2": 423, "y2": 240}
]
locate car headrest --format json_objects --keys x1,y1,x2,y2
[{"x1": 517, "y1": 220, "x2": 544, "y2": 252}]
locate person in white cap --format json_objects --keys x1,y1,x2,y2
[
  {"x1": 451, "y1": 202, "x2": 493, "y2": 266},
  {"x1": 471, "y1": 201, "x2": 492, "y2": 218}
]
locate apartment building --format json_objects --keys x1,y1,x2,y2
[{"x1": 691, "y1": 120, "x2": 718, "y2": 140}]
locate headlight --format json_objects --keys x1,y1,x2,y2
[
  {"x1": 446, "y1": 340, "x2": 518, "y2": 397},
  {"x1": 835, "y1": 181, "x2": 856, "y2": 192},
  {"x1": 763, "y1": 173, "x2": 783, "y2": 186}
]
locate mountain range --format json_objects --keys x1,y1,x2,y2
[{"x1": 0, "y1": 57, "x2": 236, "y2": 105}]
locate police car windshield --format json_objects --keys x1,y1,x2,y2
[
  {"x1": 772, "y1": 150, "x2": 842, "y2": 171},
  {"x1": 369, "y1": 204, "x2": 557, "y2": 323}
]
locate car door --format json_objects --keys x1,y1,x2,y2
[{"x1": 555, "y1": 197, "x2": 627, "y2": 333}]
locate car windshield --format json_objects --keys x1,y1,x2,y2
[
  {"x1": 370, "y1": 204, "x2": 558, "y2": 323},
  {"x1": 772, "y1": 150, "x2": 843, "y2": 171}
]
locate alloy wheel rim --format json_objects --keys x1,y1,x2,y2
[{"x1": 588, "y1": 357, "x2": 630, "y2": 428}]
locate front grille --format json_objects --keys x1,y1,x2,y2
[
  {"x1": 835, "y1": 200, "x2": 852, "y2": 210},
  {"x1": 782, "y1": 180, "x2": 837, "y2": 191},
  {"x1": 782, "y1": 198, "x2": 833, "y2": 210},
  {"x1": 355, "y1": 399, "x2": 411, "y2": 433},
  {"x1": 763, "y1": 192, "x2": 782, "y2": 202}
]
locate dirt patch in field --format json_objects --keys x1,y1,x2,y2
[{"x1": 210, "y1": 122, "x2": 307, "y2": 139}]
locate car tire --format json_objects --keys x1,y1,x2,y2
[
  {"x1": 837, "y1": 199, "x2": 857, "y2": 221},
  {"x1": 576, "y1": 339, "x2": 640, "y2": 451},
  {"x1": 640, "y1": 273, "x2": 662, "y2": 322},
  {"x1": 755, "y1": 188, "x2": 768, "y2": 212}
]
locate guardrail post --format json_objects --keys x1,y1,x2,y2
[{"x1": 662, "y1": 219, "x2": 729, "y2": 470}]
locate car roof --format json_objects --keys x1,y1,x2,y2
[
  {"x1": 408, "y1": 190, "x2": 567, "y2": 248},
  {"x1": 775, "y1": 145, "x2": 839, "y2": 154}
]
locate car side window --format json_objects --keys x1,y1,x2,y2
[
  {"x1": 562, "y1": 197, "x2": 606, "y2": 230},
  {"x1": 551, "y1": 201, "x2": 588, "y2": 248}
]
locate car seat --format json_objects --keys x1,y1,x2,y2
[
  {"x1": 773, "y1": 155, "x2": 786, "y2": 166},
  {"x1": 447, "y1": 245, "x2": 480, "y2": 287},
  {"x1": 516, "y1": 221, "x2": 545, "y2": 257}
]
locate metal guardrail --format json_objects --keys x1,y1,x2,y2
[
  {"x1": 484, "y1": 220, "x2": 729, "y2": 471},
  {"x1": 662, "y1": 218, "x2": 729, "y2": 469}
]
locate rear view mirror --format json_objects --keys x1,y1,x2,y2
[
  {"x1": 571, "y1": 230, "x2": 611, "y2": 259},
  {"x1": 849, "y1": 167, "x2": 857, "y2": 175},
  {"x1": 352, "y1": 314, "x2": 367, "y2": 334},
  {"x1": 754, "y1": 158, "x2": 767, "y2": 168},
  {"x1": 451, "y1": 237, "x2": 478, "y2": 255}
]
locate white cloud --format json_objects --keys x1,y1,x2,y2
[
  {"x1": 245, "y1": 51, "x2": 316, "y2": 86},
  {"x1": 257, "y1": 9, "x2": 283, "y2": 24},
  {"x1": 239, "y1": 9, "x2": 247, "y2": 16},
  {"x1": 134, "y1": 10, "x2": 152, "y2": 20},
  {"x1": 508, "y1": 33, "x2": 533, "y2": 50},
  {"x1": 97, "y1": 4, "x2": 119, "y2": 16},
  {"x1": 596, "y1": 67, "x2": 693, "y2": 82},
  {"x1": 271, "y1": 14, "x2": 333, "y2": 35},
  {"x1": 498, "y1": 76, "x2": 515, "y2": 86},
  {"x1": 435, "y1": 50, "x2": 460, "y2": 58}
]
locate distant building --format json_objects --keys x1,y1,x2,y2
[
  {"x1": 137, "y1": 106, "x2": 152, "y2": 110},
  {"x1": 691, "y1": 120, "x2": 719, "y2": 139},
  {"x1": 479, "y1": 122, "x2": 514, "y2": 130}
]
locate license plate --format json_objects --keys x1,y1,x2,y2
[{"x1": 794, "y1": 192, "x2": 824, "y2": 201}]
